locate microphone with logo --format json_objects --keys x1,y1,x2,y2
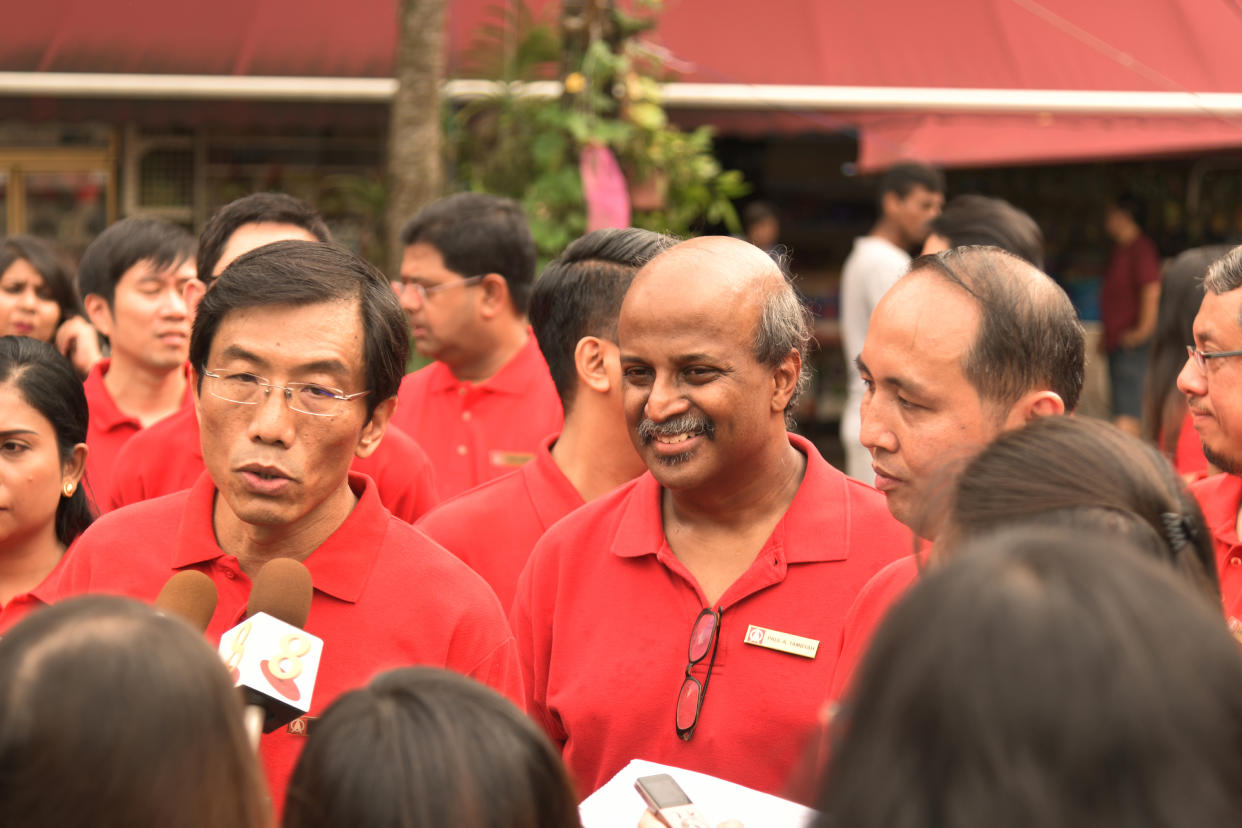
[
  {"x1": 153, "y1": 570, "x2": 218, "y2": 633},
  {"x1": 217, "y1": 558, "x2": 324, "y2": 748}
]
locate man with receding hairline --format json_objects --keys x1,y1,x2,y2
[{"x1": 511, "y1": 236, "x2": 907, "y2": 797}]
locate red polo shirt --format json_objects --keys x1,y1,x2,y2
[
  {"x1": 105, "y1": 405, "x2": 440, "y2": 523},
  {"x1": 827, "y1": 554, "x2": 921, "y2": 702},
  {"x1": 390, "y1": 334, "x2": 563, "y2": 499},
  {"x1": 1175, "y1": 409, "x2": 1210, "y2": 479},
  {"x1": 82, "y1": 358, "x2": 194, "y2": 506},
  {"x1": 55, "y1": 472, "x2": 521, "y2": 808},
  {"x1": 0, "y1": 550, "x2": 73, "y2": 635},
  {"x1": 416, "y1": 434, "x2": 584, "y2": 610},
  {"x1": 510, "y1": 433, "x2": 910, "y2": 797},
  {"x1": 1192, "y1": 472, "x2": 1242, "y2": 629}
]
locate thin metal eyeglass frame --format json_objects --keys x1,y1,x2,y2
[
  {"x1": 399, "y1": 273, "x2": 486, "y2": 302},
  {"x1": 1186, "y1": 345, "x2": 1242, "y2": 373},
  {"x1": 201, "y1": 369, "x2": 370, "y2": 417},
  {"x1": 675, "y1": 607, "x2": 721, "y2": 741}
]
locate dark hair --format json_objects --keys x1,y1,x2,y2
[
  {"x1": 928, "y1": 194, "x2": 1046, "y2": 269},
  {"x1": 190, "y1": 241, "x2": 408, "y2": 420},
  {"x1": 0, "y1": 236, "x2": 83, "y2": 330},
  {"x1": 399, "y1": 193, "x2": 537, "y2": 314},
  {"x1": 530, "y1": 228, "x2": 675, "y2": 410},
  {"x1": 878, "y1": 161, "x2": 945, "y2": 208},
  {"x1": 939, "y1": 415, "x2": 1218, "y2": 599},
  {"x1": 197, "y1": 192, "x2": 332, "y2": 282},
  {"x1": 0, "y1": 337, "x2": 93, "y2": 543},
  {"x1": 77, "y1": 216, "x2": 195, "y2": 307},
  {"x1": 909, "y1": 245, "x2": 1085, "y2": 412},
  {"x1": 742, "y1": 201, "x2": 777, "y2": 228},
  {"x1": 819, "y1": 526, "x2": 1242, "y2": 828},
  {"x1": 1144, "y1": 245, "x2": 1230, "y2": 450},
  {"x1": 283, "y1": 667, "x2": 581, "y2": 828},
  {"x1": 0, "y1": 596, "x2": 270, "y2": 828},
  {"x1": 1112, "y1": 191, "x2": 1148, "y2": 229}
]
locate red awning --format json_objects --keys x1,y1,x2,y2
[{"x1": 9, "y1": 0, "x2": 1242, "y2": 168}]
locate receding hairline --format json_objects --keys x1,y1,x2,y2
[{"x1": 632, "y1": 236, "x2": 785, "y2": 296}]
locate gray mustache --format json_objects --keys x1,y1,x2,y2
[{"x1": 636, "y1": 413, "x2": 716, "y2": 443}]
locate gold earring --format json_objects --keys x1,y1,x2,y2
[{"x1": 63, "y1": 482, "x2": 75, "y2": 497}]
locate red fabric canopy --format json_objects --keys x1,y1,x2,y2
[{"x1": 9, "y1": 0, "x2": 1242, "y2": 167}]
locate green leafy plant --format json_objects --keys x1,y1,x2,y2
[{"x1": 446, "y1": 0, "x2": 748, "y2": 260}]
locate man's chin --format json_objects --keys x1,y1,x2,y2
[{"x1": 1203, "y1": 442, "x2": 1242, "y2": 476}]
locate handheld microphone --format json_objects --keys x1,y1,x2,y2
[
  {"x1": 153, "y1": 570, "x2": 218, "y2": 633},
  {"x1": 216, "y1": 558, "x2": 323, "y2": 747}
]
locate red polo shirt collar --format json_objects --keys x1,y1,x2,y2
[
  {"x1": 527, "y1": 434, "x2": 586, "y2": 528},
  {"x1": 609, "y1": 433, "x2": 851, "y2": 610},
  {"x1": 1200, "y1": 473, "x2": 1242, "y2": 548},
  {"x1": 425, "y1": 331, "x2": 546, "y2": 396},
  {"x1": 170, "y1": 471, "x2": 388, "y2": 603},
  {"x1": 83, "y1": 358, "x2": 194, "y2": 431}
]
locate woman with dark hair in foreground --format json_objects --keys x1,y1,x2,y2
[{"x1": 819, "y1": 526, "x2": 1242, "y2": 828}]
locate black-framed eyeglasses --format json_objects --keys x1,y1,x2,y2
[
  {"x1": 1186, "y1": 345, "x2": 1242, "y2": 373},
  {"x1": 396, "y1": 274, "x2": 486, "y2": 302},
  {"x1": 675, "y1": 607, "x2": 720, "y2": 741},
  {"x1": 201, "y1": 369, "x2": 369, "y2": 417}
]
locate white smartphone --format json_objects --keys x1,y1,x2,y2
[{"x1": 635, "y1": 773, "x2": 713, "y2": 828}]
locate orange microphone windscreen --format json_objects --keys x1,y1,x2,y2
[
  {"x1": 245, "y1": 558, "x2": 314, "y2": 628},
  {"x1": 154, "y1": 570, "x2": 218, "y2": 633}
]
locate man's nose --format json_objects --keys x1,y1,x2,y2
[
  {"x1": 858, "y1": 394, "x2": 897, "y2": 455},
  {"x1": 247, "y1": 386, "x2": 297, "y2": 447},
  {"x1": 643, "y1": 373, "x2": 689, "y2": 422},
  {"x1": 1177, "y1": 353, "x2": 1207, "y2": 399}
]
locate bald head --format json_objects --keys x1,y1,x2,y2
[
  {"x1": 625, "y1": 237, "x2": 813, "y2": 421},
  {"x1": 903, "y1": 245, "x2": 1085, "y2": 411}
]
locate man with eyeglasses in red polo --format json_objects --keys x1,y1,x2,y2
[
  {"x1": 1180, "y1": 245, "x2": 1242, "y2": 632},
  {"x1": 391, "y1": 193, "x2": 562, "y2": 498},
  {"x1": 510, "y1": 236, "x2": 908, "y2": 797},
  {"x1": 55, "y1": 241, "x2": 521, "y2": 810}
]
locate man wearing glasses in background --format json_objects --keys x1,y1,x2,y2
[
  {"x1": 510, "y1": 236, "x2": 907, "y2": 798},
  {"x1": 391, "y1": 193, "x2": 562, "y2": 498},
  {"x1": 56, "y1": 241, "x2": 521, "y2": 808},
  {"x1": 1180, "y1": 245, "x2": 1242, "y2": 632}
]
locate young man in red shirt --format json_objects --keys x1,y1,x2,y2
[
  {"x1": 510, "y1": 236, "x2": 909, "y2": 797},
  {"x1": 106, "y1": 193, "x2": 439, "y2": 521},
  {"x1": 77, "y1": 217, "x2": 198, "y2": 503},
  {"x1": 1179, "y1": 245, "x2": 1242, "y2": 631},
  {"x1": 56, "y1": 241, "x2": 519, "y2": 808},
  {"x1": 392, "y1": 194, "x2": 562, "y2": 498},
  {"x1": 417, "y1": 228, "x2": 670, "y2": 608}
]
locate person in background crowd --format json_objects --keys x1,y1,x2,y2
[
  {"x1": 511, "y1": 236, "x2": 908, "y2": 798},
  {"x1": 817, "y1": 527, "x2": 1242, "y2": 828},
  {"x1": 285, "y1": 667, "x2": 580, "y2": 828},
  {"x1": 1144, "y1": 245, "x2": 1228, "y2": 481},
  {"x1": 858, "y1": 246, "x2": 1083, "y2": 540},
  {"x1": 1102, "y1": 192, "x2": 1162, "y2": 437},
  {"x1": 417, "y1": 228, "x2": 671, "y2": 608},
  {"x1": 56, "y1": 242, "x2": 520, "y2": 809},
  {"x1": 77, "y1": 216, "x2": 197, "y2": 502},
  {"x1": 838, "y1": 161, "x2": 945, "y2": 482},
  {"x1": 0, "y1": 595, "x2": 270, "y2": 828},
  {"x1": 0, "y1": 337, "x2": 90, "y2": 634},
  {"x1": 107, "y1": 193, "x2": 440, "y2": 521},
  {"x1": 743, "y1": 200, "x2": 783, "y2": 263},
  {"x1": 0, "y1": 236, "x2": 101, "y2": 377},
  {"x1": 829, "y1": 415, "x2": 1218, "y2": 708},
  {"x1": 391, "y1": 193, "x2": 562, "y2": 499},
  {"x1": 920, "y1": 194, "x2": 1045, "y2": 269},
  {"x1": 1178, "y1": 245, "x2": 1242, "y2": 634}
]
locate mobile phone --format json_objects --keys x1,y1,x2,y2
[{"x1": 634, "y1": 773, "x2": 712, "y2": 828}]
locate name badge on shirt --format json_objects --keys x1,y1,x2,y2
[
  {"x1": 744, "y1": 624, "x2": 820, "y2": 659},
  {"x1": 490, "y1": 450, "x2": 534, "y2": 468}
]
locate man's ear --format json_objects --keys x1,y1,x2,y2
[
  {"x1": 82, "y1": 294, "x2": 114, "y2": 339},
  {"x1": 1002, "y1": 389, "x2": 1066, "y2": 429},
  {"x1": 772, "y1": 350, "x2": 802, "y2": 413},
  {"x1": 356, "y1": 396, "x2": 397, "y2": 459},
  {"x1": 477, "y1": 273, "x2": 514, "y2": 320},
  {"x1": 575, "y1": 336, "x2": 613, "y2": 395}
]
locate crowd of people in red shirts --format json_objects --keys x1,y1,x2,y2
[{"x1": 1, "y1": 183, "x2": 1242, "y2": 827}]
